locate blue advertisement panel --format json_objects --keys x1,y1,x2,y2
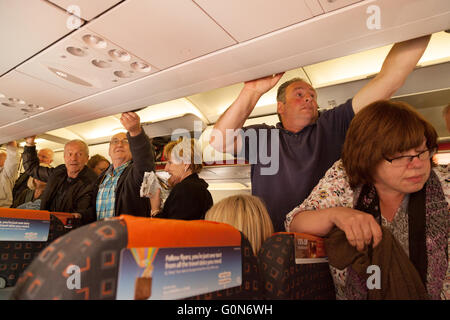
[
  {"x1": 116, "y1": 246, "x2": 242, "y2": 300},
  {"x1": 0, "y1": 217, "x2": 50, "y2": 242}
]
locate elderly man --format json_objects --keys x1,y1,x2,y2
[
  {"x1": 0, "y1": 141, "x2": 20, "y2": 207},
  {"x1": 211, "y1": 35, "x2": 430, "y2": 232},
  {"x1": 90, "y1": 112, "x2": 155, "y2": 220},
  {"x1": 23, "y1": 137, "x2": 97, "y2": 224},
  {"x1": 12, "y1": 147, "x2": 54, "y2": 205}
]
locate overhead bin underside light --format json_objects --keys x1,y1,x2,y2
[
  {"x1": 141, "y1": 113, "x2": 207, "y2": 139},
  {"x1": 48, "y1": 66, "x2": 94, "y2": 87}
]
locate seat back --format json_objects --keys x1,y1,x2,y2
[
  {"x1": 11, "y1": 215, "x2": 263, "y2": 300},
  {"x1": 0, "y1": 208, "x2": 71, "y2": 288},
  {"x1": 258, "y1": 233, "x2": 335, "y2": 299}
]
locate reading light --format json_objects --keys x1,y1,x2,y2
[
  {"x1": 66, "y1": 46, "x2": 87, "y2": 57},
  {"x1": 131, "y1": 62, "x2": 151, "y2": 73},
  {"x1": 114, "y1": 71, "x2": 132, "y2": 78},
  {"x1": 82, "y1": 34, "x2": 107, "y2": 49},
  {"x1": 92, "y1": 59, "x2": 112, "y2": 68},
  {"x1": 9, "y1": 98, "x2": 26, "y2": 105},
  {"x1": 109, "y1": 49, "x2": 131, "y2": 62}
]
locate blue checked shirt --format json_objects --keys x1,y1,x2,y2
[{"x1": 96, "y1": 161, "x2": 130, "y2": 220}]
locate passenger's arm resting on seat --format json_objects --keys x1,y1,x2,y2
[
  {"x1": 210, "y1": 73, "x2": 284, "y2": 155},
  {"x1": 285, "y1": 160, "x2": 382, "y2": 251},
  {"x1": 352, "y1": 35, "x2": 430, "y2": 114}
]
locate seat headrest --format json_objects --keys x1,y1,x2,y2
[
  {"x1": 118, "y1": 215, "x2": 242, "y2": 248},
  {"x1": 0, "y1": 207, "x2": 50, "y2": 221}
]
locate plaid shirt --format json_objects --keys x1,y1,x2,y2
[{"x1": 96, "y1": 161, "x2": 130, "y2": 220}]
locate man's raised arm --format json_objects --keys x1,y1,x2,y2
[
  {"x1": 353, "y1": 35, "x2": 431, "y2": 114},
  {"x1": 210, "y1": 73, "x2": 284, "y2": 154}
]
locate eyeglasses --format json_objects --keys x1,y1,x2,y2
[
  {"x1": 110, "y1": 138, "x2": 129, "y2": 145},
  {"x1": 384, "y1": 148, "x2": 436, "y2": 167}
]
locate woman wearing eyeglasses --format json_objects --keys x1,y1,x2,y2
[{"x1": 285, "y1": 100, "x2": 449, "y2": 300}]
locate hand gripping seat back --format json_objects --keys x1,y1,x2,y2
[
  {"x1": 10, "y1": 215, "x2": 263, "y2": 300},
  {"x1": 258, "y1": 233, "x2": 335, "y2": 299}
]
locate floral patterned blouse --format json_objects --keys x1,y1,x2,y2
[{"x1": 285, "y1": 159, "x2": 449, "y2": 299}]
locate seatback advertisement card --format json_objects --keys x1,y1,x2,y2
[
  {"x1": 0, "y1": 217, "x2": 50, "y2": 242},
  {"x1": 294, "y1": 233, "x2": 328, "y2": 264},
  {"x1": 116, "y1": 246, "x2": 242, "y2": 300}
]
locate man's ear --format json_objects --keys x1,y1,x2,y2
[
  {"x1": 277, "y1": 101, "x2": 285, "y2": 114},
  {"x1": 277, "y1": 101, "x2": 285, "y2": 121}
]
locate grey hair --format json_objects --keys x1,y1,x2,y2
[
  {"x1": 38, "y1": 148, "x2": 54, "y2": 159},
  {"x1": 64, "y1": 139, "x2": 89, "y2": 157}
]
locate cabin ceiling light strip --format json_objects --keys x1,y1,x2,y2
[
  {"x1": 304, "y1": 31, "x2": 450, "y2": 88},
  {"x1": 207, "y1": 183, "x2": 251, "y2": 190}
]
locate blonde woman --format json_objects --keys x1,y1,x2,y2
[
  {"x1": 205, "y1": 194, "x2": 274, "y2": 255},
  {"x1": 151, "y1": 137, "x2": 213, "y2": 220}
]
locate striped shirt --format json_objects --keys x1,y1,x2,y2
[{"x1": 96, "y1": 161, "x2": 130, "y2": 220}]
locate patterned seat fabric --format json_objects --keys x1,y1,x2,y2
[
  {"x1": 0, "y1": 214, "x2": 67, "y2": 288},
  {"x1": 11, "y1": 218, "x2": 263, "y2": 300},
  {"x1": 258, "y1": 233, "x2": 336, "y2": 300}
]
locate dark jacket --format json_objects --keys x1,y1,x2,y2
[
  {"x1": 156, "y1": 173, "x2": 213, "y2": 220},
  {"x1": 12, "y1": 172, "x2": 31, "y2": 206},
  {"x1": 11, "y1": 188, "x2": 35, "y2": 208},
  {"x1": 22, "y1": 145, "x2": 97, "y2": 224},
  {"x1": 89, "y1": 131, "x2": 155, "y2": 219}
]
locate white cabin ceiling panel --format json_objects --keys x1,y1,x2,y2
[
  {"x1": 305, "y1": 0, "x2": 325, "y2": 16},
  {"x1": 16, "y1": 27, "x2": 158, "y2": 96},
  {"x1": 193, "y1": 0, "x2": 315, "y2": 42},
  {"x1": 87, "y1": 0, "x2": 236, "y2": 69},
  {"x1": 48, "y1": 0, "x2": 123, "y2": 21},
  {"x1": 0, "y1": 0, "x2": 77, "y2": 75},
  {"x1": 318, "y1": 0, "x2": 363, "y2": 12},
  {"x1": 0, "y1": 71, "x2": 80, "y2": 127}
]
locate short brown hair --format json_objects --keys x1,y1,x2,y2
[
  {"x1": 276, "y1": 77, "x2": 309, "y2": 122},
  {"x1": 87, "y1": 154, "x2": 110, "y2": 169},
  {"x1": 342, "y1": 100, "x2": 438, "y2": 188},
  {"x1": 205, "y1": 194, "x2": 274, "y2": 255},
  {"x1": 164, "y1": 137, "x2": 203, "y2": 173}
]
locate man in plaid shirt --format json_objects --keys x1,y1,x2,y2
[{"x1": 93, "y1": 111, "x2": 154, "y2": 220}]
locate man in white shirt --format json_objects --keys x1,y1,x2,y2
[{"x1": 0, "y1": 141, "x2": 20, "y2": 207}]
